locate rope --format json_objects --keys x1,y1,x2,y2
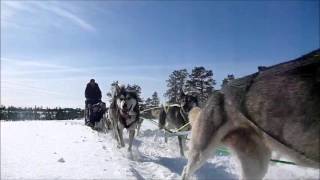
[
  {"x1": 140, "y1": 104, "x2": 180, "y2": 114},
  {"x1": 213, "y1": 147, "x2": 296, "y2": 165},
  {"x1": 174, "y1": 121, "x2": 191, "y2": 132},
  {"x1": 270, "y1": 159, "x2": 296, "y2": 165},
  {"x1": 142, "y1": 118, "x2": 174, "y2": 133},
  {"x1": 141, "y1": 105, "x2": 190, "y2": 133},
  {"x1": 179, "y1": 107, "x2": 189, "y2": 125},
  {"x1": 164, "y1": 104, "x2": 180, "y2": 114},
  {"x1": 141, "y1": 107, "x2": 162, "y2": 114}
]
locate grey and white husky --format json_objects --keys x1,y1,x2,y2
[
  {"x1": 182, "y1": 50, "x2": 320, "y2": 180},
  {"x1": 108, "y1": 84, "x2": 140, "y2": 152},
  {"x1": 159, "y1": 91, "x2": 199, "y2": 156}
]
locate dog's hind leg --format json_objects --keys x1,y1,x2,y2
[
  {"x1": 136, "y1": 122, "x2": 141, "y2": 136},
  {"x1": 136, "y1": 118, "x2": 143, "y2": 136},
  {"x1": 178, "y1": 136, "x2": 185, "y2": 157},
  {"x1": 164, "y1": 131, "x2": 168, "y2": 143},
  {"x1": 113, "y1": 122, "x2": 122, "y2": 147},
  {"x1": 128, "y1": 129, "x2": 135, "y2": 152},
  {"x1": 182, "y1": 134, "x2": 222, "y2": 180},
  {"x1": 182, "y1": 91, "x2": 227, "y2": 180},
  {"x1": 115, "y1": 123, "x2": 125, "y2": 148},
  {"x1": 111, "y1": 117, "x2": 118, "y2": 139},
  {"x1": 223, "y1": 128, "x2": 271, "y2": 180},
  {"x1": 118, "y1": 127, "x2": 125, "y2": 148},
  {"x1": 237, "y1": 139, "x2": 270, "y2": 180}
]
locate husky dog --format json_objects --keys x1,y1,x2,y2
[
  {"x1": 188, "y1": 107, "x2": 201, "y2": 127},
  {"x1": 108, "y1": 84, "x2": 140, "y2": 151},
  {"x1": 95, "y1": 107, "x2": 112, "y2": 133},
  {"x1": 182, "y1": 50, "x2": 320, "y2": 180},
  {"x1": 159, "y1": 91, "x2": 199, "y2": 156}
]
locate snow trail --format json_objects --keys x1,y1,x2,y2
[{"x1": 1, "y1": 120, "x2": 318, "y2": 179}]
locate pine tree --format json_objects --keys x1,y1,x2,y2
[
  {"x1": 0, "y1": 105, "x2": 8, "y2": 120},
  {"x1": 164, "y1": 69, "x2": 189, "y2": 103},
  {"x1": 127, "y1": 84, "x2": 143, "y2": 103},
  {"x1": 151, "y1": 91, "x2": 160, "y2": 107},
  {"x1": 56, "y1": 108, "x2": 65, "y2": 120},
  {"x1": 186, "y1": 67, "x2": 215, "y2": 106},
  {"x1": 144, "y1": 98, "x2": 153, "y2": 108},
  {"x1": 139, "y1": 98, "x2": 147, "y2": 111}
]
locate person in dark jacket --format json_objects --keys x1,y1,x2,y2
[
  {"x1": 85, "y1": 79, "x2": 102, "y2": 105},
  {"x1": 85, "y1": 79, "x2": 102, "y2": 126}
]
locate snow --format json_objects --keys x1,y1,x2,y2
[{"x1": 1, "y1": 120, "x2": 319, "y2": 180}]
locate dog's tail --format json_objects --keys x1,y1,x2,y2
[{"x1": 159, "y1": 105, "x2": 166, "y2": 129}]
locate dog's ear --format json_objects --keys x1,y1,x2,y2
[
  {"x1": 111, "y1": 83, "x2": 120, "y2": 98},
  {"x1": 115, "y1": 84, "x2": 121, "y2": 96}
]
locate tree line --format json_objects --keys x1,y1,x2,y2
[
  {"x1": 164, "y1": 66, "x2": 234, "y2": 107},
  {"x1": 165, "y1": 67, "x2": 214, "y2": 107},
  {"x1": 0, "y1": 106, "x2": 84, "y2": 121},
  {"x1": 1, "y1": 66, "x2": 234, "y2": 120},
  {"x1": 106, "y1": 66, "x2": 233, "y2": 109}
]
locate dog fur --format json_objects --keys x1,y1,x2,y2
[
  {"x1": 159, "y1": 92, "x2": 199, "y2": 156},
  {"x1": 182, "y1": 50, "x2": 320, "y2": 180},
  {"x1": 188, "y1": 107, "x2": 201, "y2": 127},
  {"x1": 108, "y1": 84, "x2": 139, "y2": 152}
]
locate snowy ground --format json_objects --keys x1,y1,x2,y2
[{"x1": 1, "y1": 119, "x2": 319, "y2": 180}]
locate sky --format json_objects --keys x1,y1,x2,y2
[{"x1": 1, "y1": 0, "x2": 319, "y2": 108}]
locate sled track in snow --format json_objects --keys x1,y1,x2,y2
[{"x1": 1, "y1": 120, "x2": 319, "y2": 180}]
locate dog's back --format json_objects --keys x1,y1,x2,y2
[
  {"x1": 182, "y1": 50, "x2": 320, "y2": 180},
  {"x1": 224, "y1": 49, "x2": 320, "y2": 165}
]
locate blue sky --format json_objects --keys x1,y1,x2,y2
[{"x1": 1, "y1": 0, "x2": 319, "y2": 108}]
